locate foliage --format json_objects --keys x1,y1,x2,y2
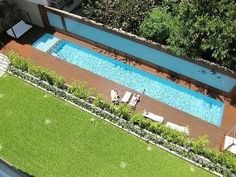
[
  {"x1": 87, "y1": 87, "x2": 98, "y2": 97},
  {"x1": 69, "y1": 82, "x2": 90, "y2": 100},
  {"x1": 139, "y1": 8, "x2": 180, "y2": 44},
  {"x1": 161, "y1": 0, "x2": 180, "y2": 13},
  {"x1": 93, "y1": 94, "x2": 111, "y2": 110},
  {"x1": 7, "y1": 51, "x2": 65, "y2": 88},
  {"x1": 140, "y1": 0, "x2": 236, "y2": 69},
  {"x1": 83, "y1": 0, "x2": 236, "y2": 69},
  {"x1": 190, "y1": 136, "x2": 209, "y2": 155},
  {"x1": 172, "y1": 0, "x2": 236, "y2": 68},
  {"x1": 130, "y1": 113, "x2": 145, "y2": 125},
  {"x1": 218, "y1": 151, "x2": 236, "y2": 173},
  {"x1": 82, "y1": 0, "x2": 155, "y2": 33},
  {"x1": 7, "y1": 50, "x2": 29, "y2": 71},
  {"x1": 115, "y1": 103, "x2": 132, "y2": 120}
]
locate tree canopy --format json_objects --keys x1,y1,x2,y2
[
  {"x1": 82, "y1": 0, "x2": 236, "y2": 70},
  {"x1": 140, "y1": 0, "x2": 236, "y2": 69},
  {"x1": 139, "y1": 8, "x2": 175, "y2": 44},
  {"x1": 82, "y1": 0, "x2": 155, "y2": 33}
]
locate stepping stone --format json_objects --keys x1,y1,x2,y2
[
  {"x1": 120, "y1": 162, "x2": 126, "y2": 169},
  {"x1": 0, "y1": 70, "x2": 5, "y2": 77},
  {"x1": 0, "y1": 53, "x2": 9, "y2": 77},
  {"x1": 45, "y1": 119, "x2": 52, "y2": 124},
  {"x1": 147, "y1": 146, "x2": 152, "y2": 151},
  {"x1": 190, "y1": 166, "x2": 195, "y2": 172}
]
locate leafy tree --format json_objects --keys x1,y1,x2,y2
[
  {"x1": 140, "y1": 0, "x2": 236, "y2": 69},
  {"x1": 139, "y1": 8, "x2": 182, "y2": 45},
  {"x1": 82, "y1": 0, "x2": 155, "y2": 33},
  {"x1": 82, "y1": 0, "x2": 236, "y2": 69},
  {"x1": 161, "y1": 0, "x2": 181, "y2": 13},
  {"x1": 173, "y1": 0, "x2": 236, "y2": 68}
]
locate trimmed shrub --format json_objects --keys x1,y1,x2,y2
[
  {"x1": 7, "y1": 51, "x2": 65, "y2": 89},
  {"x1": 8, "y1": 50, "x2": 30, "y2": 71},
  {"x1": 93, "y1": 94, "x2": 111, "y2": 111},
  {"x1": 190, "y1": 136, "x2": 209, "y2": 155},
  {"x1": 131, "y1": 113, "x2": 146, "y2": 126},
  {"x1": 115, "y1": 104, "x2": 132, "y2": 120},
  {"x1": 217, "y1": 151, "x2": 236, "y2": 173},
  {"x1": 69, "y1": 82, "x2": 90, "y2": 100},
  {"x1": 87, "y1": 87, "x2": 98, "y2": 98}
]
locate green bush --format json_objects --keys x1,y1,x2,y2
[
  {"x1": 7, "y1": 51, "x2": 65, "y2": 89},
  {"x1": 93, "y1": 95, "x2": 132, "y2": 118},
  {"x1": 28, "y1": 63, "x2": 41, "y2": 78},
  {"x1": 87, "y1": 87, "x2": 98, "y2": 98},
  {"x1": 190, "y1": 136, "x2": 209, "y2": 155},
  {"x1": 139, "y1": 8, "x2": 176, "y2": 44},
  {"x1": 131, "y1": 113, "x2": 153, "y2": 129},
  {"x1": 115, "y1": 104, "x2": 132, "y2": 120},
  {"x1": 69, "y1": 82, "x2": 90, "y2": 100},
  {"x1": 131, "y1": 113, "x2": 145, "y2": 126},
  {"x1": 131, "y1": 114, "x2": 188, "y2": 146},
  {"x1": 82, "y1": 0, "x2": 155, "y2": 33},
  {"x1": 148, "y1": 121, "x2": 162, "y2": 133},
  {"x1": 218, "y1": 151, "x2": 236, "y2": 173},
  {"x1": 8, "y1": 50, "x2": 30, "y2": 71},
  {"x1": 161, "y1": 126, "x2": 189, "y2": 146},
  {"x1": 93, "y1": 94, "x2": 111, "y2": 111},
  {"x1": 151, "y1": 122, "x2": 189, "y2": 146}
]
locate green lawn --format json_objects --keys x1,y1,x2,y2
[{"x1": 0, "y1": 75, "x2": 214, "y2": 177}]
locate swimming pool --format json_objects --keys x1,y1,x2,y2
[
  {"x1": 33, "y1": 33, "x2": 224, "y2": 127},
  {"x1": 32, "y1": 33, "x2": 60, "y2": 52}
]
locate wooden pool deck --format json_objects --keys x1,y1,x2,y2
[{"x1": 1, "y1": 27, "x2": 236, "y2": 149}]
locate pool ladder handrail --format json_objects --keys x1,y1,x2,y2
[
  {"x1": 48, "y1": 47, "x2": 65, "y2": 60},
  {"x1": 46, "y1": 39, "x2": 64, "y2": 59}
]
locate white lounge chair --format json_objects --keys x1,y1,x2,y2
[
  {"x1": 111, "y1": 89, "x2": 119, "y2": 103},
  {"x1": 6, "y1": 20, "x2": 32, "y2": 39},
  {"x1": 166, "y1": 122, "x2": 189, "y2": 135},
  {"x1": 223, "y1": 136, "x2": 236, "y2": 154},
  {"x1": 121, "y1": 91, "x2": 132, "y2": 103},
  {"x1": 128, "y1": 94, "x2": 141, "y2": 107},
  {"x1": 143, "y1": 111, "x2": 164, "y2": 123}
]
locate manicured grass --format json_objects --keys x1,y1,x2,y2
[{"x1": 0, "y1": 75, "x2": 214, "y2": 177}]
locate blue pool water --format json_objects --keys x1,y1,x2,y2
[
  {"x1": 33, "y1": 34, "x2": 224, "y2": 127},
  {"x1": 32, "y1": 33, "x2": 59, "y2": 52}
]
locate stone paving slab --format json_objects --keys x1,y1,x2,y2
[{"x1": 0, "y1": 53, "x2": 9, "y2": 77}]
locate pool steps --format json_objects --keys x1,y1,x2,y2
[{"x1": 46, "y1": 39, "x2": 63, "y2": 55}]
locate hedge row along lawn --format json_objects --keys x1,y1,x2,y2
[{"x1": 0, "y1": 75, "x2": 214, "y2": 177}]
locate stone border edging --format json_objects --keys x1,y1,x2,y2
[{"x1": 7, "y1": 66, "x2": 231, "y2": 177}]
